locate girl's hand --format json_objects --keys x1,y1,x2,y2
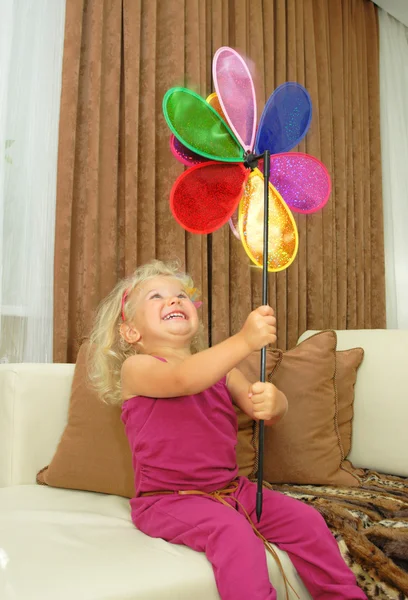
[
  {"x1": 239, "y1": 306, "x2": 277, "y2": 352},
  {"x1": 249, "y1": 381, "x2": 288, "y2": 424}
]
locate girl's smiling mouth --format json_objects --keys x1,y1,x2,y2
[{"x1": 163, "y1": 311, "x2": 187, "y2": 321}]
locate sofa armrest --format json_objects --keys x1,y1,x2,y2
[{"x1": 0, "y1": 363, "x2": 74, "y2": 486}]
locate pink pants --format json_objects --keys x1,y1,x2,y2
[{"x1": 132, "y1": 476, "x2": 367, "y2": 600}]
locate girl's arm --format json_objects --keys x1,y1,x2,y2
[
  {"x1": 121, "y1": 306, "x2": 276, "y2": 399},
  {"x1": 227, "y1": 367, "x2": 288, "y2": 426}
]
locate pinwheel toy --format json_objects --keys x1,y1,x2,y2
[{"x1": 163, "y1": 46, "x2": 331, "y2": 520}]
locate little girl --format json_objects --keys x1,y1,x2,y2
[{"x1": 88, "y1": 259, "x2": 366, "y2": 600}]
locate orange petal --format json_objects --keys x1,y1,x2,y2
[{"x1": 206, "y1": 92, "x2": 228, "y2": 123}]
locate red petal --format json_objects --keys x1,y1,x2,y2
[{"x1": 170, "y1": 162, "x2": 248, "y2": 234}]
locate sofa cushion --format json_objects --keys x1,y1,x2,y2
[
  {"x1": 0, "y1": 485, "x2": 312, "y2": 600},
  {"x1": 336, "y1": 347, "x2": 364, "y2": 457},
  {"x1": 299, "y1": 329, "x2": 408, "y2": 477},
  {"x1": 262, "y1": 331, "x2": 361, "y2": 486},
  {"x1": 37, "y1": 343, "x2": 136, "y2": 497},
  {"x1": 37, "y1": 343, "x2": 270, "y2": 497}
]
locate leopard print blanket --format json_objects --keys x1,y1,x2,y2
[{"x1": 261, "y1": 471, "x2": 408, "y2": 599}]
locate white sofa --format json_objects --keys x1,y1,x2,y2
[{"x1": 0, "y1": 329, "x2": 407, "y2": 600}]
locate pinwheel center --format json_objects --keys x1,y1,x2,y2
[{"x1": 243, "y1": 152, "x2": 260, "y2": 170}]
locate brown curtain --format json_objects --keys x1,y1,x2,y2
[{"x1": 54, "y1": 0, "x2": 385, "y2": 363}]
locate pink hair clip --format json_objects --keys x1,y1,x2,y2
[
  {"x1": 121, "y1": 289, "x2": 129, "y2": 321},
  {"x1": 185, "y1": 286, "x2": 203, "y2": 309}
]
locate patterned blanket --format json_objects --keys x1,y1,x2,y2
[{"x1": 262, "y1": 471, "x2": 408, "y2": 599}]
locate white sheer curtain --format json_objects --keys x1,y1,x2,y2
[
  {"x1": 379, "y1": 9, "x2": 408, "y2": 329},
  {"x1": 0, "y1": 0, "x2": 66, "y2": 362}
]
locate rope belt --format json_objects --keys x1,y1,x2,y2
[{"x1": 140, "y1": 479, "x2": 299, "y2": 600}]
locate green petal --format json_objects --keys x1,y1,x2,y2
[{"x1": 163, "y1": 87, "x2": 244, "y2": 162}]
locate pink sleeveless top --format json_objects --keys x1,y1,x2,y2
[{"x1": 121, "y1": 360, "x2": 238, "y2": 496}]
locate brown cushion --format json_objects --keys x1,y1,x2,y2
[
  {"x1": 37, "y1": 343, "x2": 260, "y2": 497},
  {"x1": 37, "y1": 343, "x2": 136, "y2": 498},
  {"x1": 336, "y1": 347, "x2": 364, "y2": 457},
  {"x1": 262, "y1": 331, "x2": 361, "y2": 486}
]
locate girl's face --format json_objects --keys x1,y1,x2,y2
[{"x1": 127, "y1": 276, "x2": 199, "y2": 351}]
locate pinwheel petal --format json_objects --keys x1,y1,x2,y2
[
  {"x1": 269, "y1": 153, "x2": 331, "y2": 213},
  {"x1": 163, "y1": 87, "x2": 244, "y2": 162},
  {"x1": 170, "y1": 162, "x2": 248, "y2": 234},
  {"x1": 238, "y1": 169, "x2": 299, "y2": 272},
  {"x1": 206, "y1": 92, "x2": 228, "y2": 123},
  {"x1": 255, "y1": 82, "x2": 312, "y2": 155},
  {"x1": 213, "y1": 47, "x2": 256, "y2": 152},
  {"x1": 228, "y1": 208, "x2": 241, "y2": 240},
  {"x1": 170, "y1": 135, "x2": 207, "y2": 167}
]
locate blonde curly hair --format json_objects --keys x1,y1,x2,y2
[{"x1": 87, "y1": 259, "x2": 204, "y2": 406}]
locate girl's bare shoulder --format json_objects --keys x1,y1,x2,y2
[{"x1": 121, "y1": 354, "x2": 184, "y2": 399}]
